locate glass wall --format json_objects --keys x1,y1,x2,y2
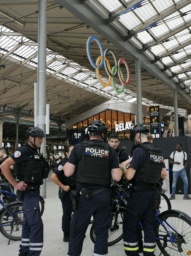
[{"x1": 67, "y1": 109, "x2": 150, "y2": 142}]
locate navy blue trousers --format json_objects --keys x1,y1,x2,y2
[
  {"x1": 123, "y1": 190, "x2": 156, "y2": 256},
  {"x1": 68, "y1": 189, "x2": 111, "y2": 256},
  {"x1": 60, "y1": 191, "x2": 73, "y2": 236},
  {"x1": 19, "y1": 190, "x2": 43, "y2": 256}
]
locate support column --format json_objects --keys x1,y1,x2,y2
[
  {"x1": 0, "y1": 121, "x2": 3, "y2": 147},
  {"x1": 135, "y1": 59, "x2": 142, "y2": 123},
  {"x1": 37, "y1": 0, "x2": 47, "y2": 198},
  {"x1": 173, "y1": 90, "x2": 179, "y2": 136}
]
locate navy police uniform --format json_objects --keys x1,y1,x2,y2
[
  {"x1": 12, "y1": 144, "x2": 44, "y2": 256},
  {"x1": 67, "y1": 140, "x2": 119, "y2": 256},
  {"x1": 53, "y1": 158, "x2": 75, "y2": 239},
  {"x1": 123, "y1": 142, "x2": 163, "y2": 256}
]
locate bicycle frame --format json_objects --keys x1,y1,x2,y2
[{"x1": 155, "y1": 209, "x2": 182, "y2": 244}]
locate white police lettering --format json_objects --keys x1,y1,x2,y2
[
  {"x1": 150, "y1": 154, "x2": 164, "y2": 163},
  {"x1": 115, "y1": 121, "x2": 133, "y2": 132},
  {"x1": 85, "y1": 147, "x2": 109, "y2": 158}
]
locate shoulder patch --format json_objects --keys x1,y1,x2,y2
[
  {"x1": 58, "y1": 165, "x2": 63, "y2": 171},
  {"x1": 14, "y1": 151, "x2": 21, "y2": 158}
]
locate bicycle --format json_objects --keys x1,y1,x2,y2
[
  {"x1": 0, "y1": 181, "x2": 45, "y2": 216},
  {"x1": 0, "y1": 187, "x2": 24, "y2": 242},
  {"x1": 90, "y1": 181, "x2": 191, "y2": 255}
]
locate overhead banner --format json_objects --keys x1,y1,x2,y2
[{"x1": 150, "y1": 106, "x2": 160, "y2": 138}]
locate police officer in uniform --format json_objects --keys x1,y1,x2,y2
[
  {"x1": 51, "y1": 144, "x2": 75, "y2": 242},
  {"x1": 1, "y1": 127, "x2": 47, "y2": 256},
  {"x1": 122, "y1": 124, "x2": 166, "y2": 256},
  {"x1": 64, "y1": 120, "x2": 122, "y2": 256}
]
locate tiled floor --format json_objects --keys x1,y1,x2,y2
[{"x1": 0, "y1": 180, "x2": 191, "y2": 256}]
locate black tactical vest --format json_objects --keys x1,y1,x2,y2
[
  {"x1": 134, "y1": 143, "x2": 164, "y2": 185},
  {"x1": 76, "y1": 140, "x2": 110, "y2": 186},
  {"x1": 14, "y1": 146, "x2": 43, "y2": 185}
]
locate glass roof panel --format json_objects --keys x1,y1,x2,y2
[
  {"x1": 48, "y1": 60, "x2": 63, "y2": 70},
  {"x1": 14, "y1": 45, "x2": 37, "y2": 59},
  {"x1": 134, "y1": 2, "x2": 156, "y2": 22},
  {"x1": 162, "y1": 57, "x2": 173, "y2": 65},
  {"x1": 136, "y1": 31, "x2": 153, "y2": 44},
  {"x1": 164, "y1": 12, "x2": 184, "y2": 30},
  {"x1": 119, "y1": 12, "x2": 141, "y2": 30},
  {"x1": 60, "y1": 66, "x2": 76, "y2": 76},
  {"x1": 149, "y1": 23, "x2": 169, "y2": 38},
  {"x1": 150, "y1": 45, "x2": 166, "y2": 55},
  {"x1": 153, "y1": 0, "x2": 173, "y2": 12},
  {"x1": 72, "y1": 72, "x2": 88, "y2": 81},
  {"x1": 97, "y1": 0, "x2": 120, "y2": 12},
  {"x1": 176, "y1": 29, "x2": 191, "y2": 43}
]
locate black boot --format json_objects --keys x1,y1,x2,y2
[{"x1": 63, "y1": 232, "x2": 70, "y2": 242}]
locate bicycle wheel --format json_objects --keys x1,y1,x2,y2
[
  {"x1": 158, "y1": 193, "x2": 171, "y2": 212},
  {"x1": 0, "y1": 201, "x2": 24, "y2": 241},
  {"x1": 156, "y1": 209, "x2": 191, "y2": 256},
  {"x1": 90, "y1": 210, "x2": 124, "y2": 246},
  {"x1": 39, "y1": 196, "x2": 45, "y2": 216}
]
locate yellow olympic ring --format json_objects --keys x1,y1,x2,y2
[{"x1": 96, "y1": 56, "x2": 112, "y2": 87}]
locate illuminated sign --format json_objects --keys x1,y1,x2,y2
[{"x1": 115, "y1": 121, "x2": 133, "y2": 132}]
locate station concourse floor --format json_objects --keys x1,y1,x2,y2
[{"x1": 0, "y1": 179, "x2": 191, "y2": 256}]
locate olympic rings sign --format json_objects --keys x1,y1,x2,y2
[{"x1": 86, "y1": 35, "x2": 130, "y2": 94}]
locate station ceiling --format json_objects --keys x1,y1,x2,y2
[{"x1": 0, "y1": 0, "x2": 191, "y2": 142}]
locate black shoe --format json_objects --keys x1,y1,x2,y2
[
  {"x1": 63, "y1": 232, "x2": 70, "y2": 242},
  {"x1": 63, "y1": 236, "x2": 70, "y2": 242},
  {"x1": 169, "y1": 195, "x2": 175, "y2": 200},
  {"x1": 183, "y1": 196, "x2": 191, "y2": 200}
]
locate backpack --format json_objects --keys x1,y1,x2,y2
[{"x1": 172, "y1": 151, "x2": 186, "y2": 163}]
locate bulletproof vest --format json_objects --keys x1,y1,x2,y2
[
  {"x1": 14, "y1": 146, "x2": 43, "y2": 185},
  {"x1": 134, "y1": 143, "x2": 164, "y2": 185},
  {"x1": 76, "y1": 140, "x2": 110, "y2": 186}
]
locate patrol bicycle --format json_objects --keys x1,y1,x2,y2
[
  {"x1": 90, "y1": 181, "x2": 191, "y2": 255},
  {"x1": 0, "y1": 187, "x2": 24, "y2": 242},
  {"x1": 0, "y1": 181, "x2": 45, "y2": 216}
]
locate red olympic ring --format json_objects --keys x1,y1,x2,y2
[{"x1": 86, "y1": 35, "x2": 130, "y2": 93}]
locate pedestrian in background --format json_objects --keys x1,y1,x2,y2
[{"x1": 169, "y1": 143, "x2": 191, "y2": 200}]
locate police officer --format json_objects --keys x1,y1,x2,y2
[
  {"x1": 64, "y1": 120, "x2": 122, "y2": 256},
  {"x1": 121, "y1": 124, "x2": 166, "y2": 256},
  {"x1": 1, "y1": 127, "x2": 47, "y2": 256},
  {"x1": 51, "y1": 144, "x2": 75, "y2": 242}
]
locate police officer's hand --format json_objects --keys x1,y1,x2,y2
[
  {"x1": 16, "y1": 181, "x2": 28, "y2": 191},
  {"x1": 62, "y1": 185, "x2": 70, "y2": 192}
]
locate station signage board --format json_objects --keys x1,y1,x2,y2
[
  {"x1": 115, "y1": 121, "x2": 133, "y2": 132},
  {"x1": 150, "y1": 106, "x2": 160, "y2": 138}
]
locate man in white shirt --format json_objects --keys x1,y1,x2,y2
[{"x1": 169, "y1": 143, "x2": 191, "y2": 200}]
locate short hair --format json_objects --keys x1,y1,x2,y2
[
  {"x1": 0, "y1": 148, "x2": 7, "y2": 154},
  {"x1": 177, "y1": 143, "x2": 182, "y2": 147},
  {"x1": 108, "y1": 134, "x2": 119, "y2": 140},
  {"x1": 64, "y1": 144, "x2": 73, "y2": 157},
  {"x1": 147, "y1": 134, "x2": 153, "y2": 141}
]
